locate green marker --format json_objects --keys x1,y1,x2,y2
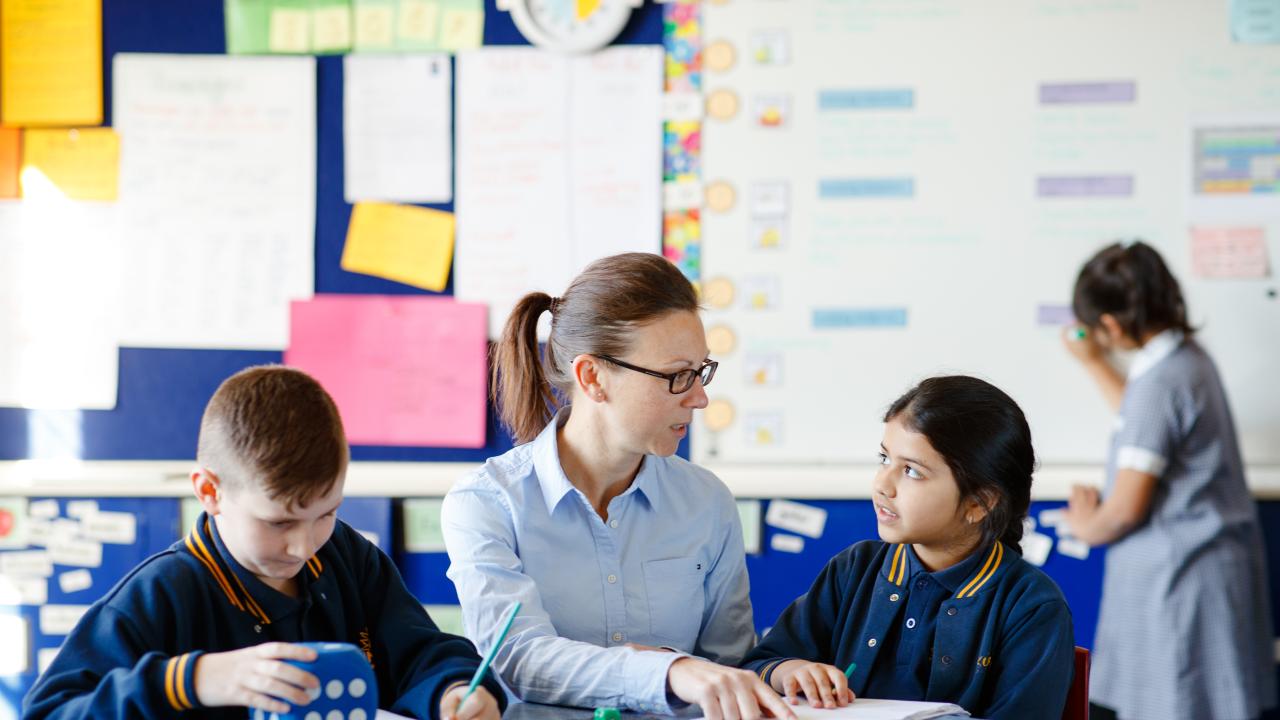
[
  {"x1": 844, "y1": 662, "x2": 857, "y2": 678},
  {"x1": 1071, "y1": 327, "x2": 1087, "y2": 341}
]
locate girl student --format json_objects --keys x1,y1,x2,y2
[
  {"x1": 441, "y1": 253, "x2": 795, "y2": 720},
  {"x1": 1062, "y1": 241, "x2": 1275, "y2": 720},
  {"x1": 741, "y1": 376, "x2": 1076, "y2": 720}
]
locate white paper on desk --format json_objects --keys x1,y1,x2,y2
[
  {"x1": 112, "y1": 54, "x2": 316, "y2": 350},
  {"x1": 344, "y1": 54, "x2": 452, "y2": 204},
  {"x1": 455, "y1": 46, "x2": 663, "y2": 339},
  {"x1": 694, "y1": 698, "x2": 968, "y2": 719},
  {"x1": 0, "y1": 201, "x2": 121, "y2": 410}
]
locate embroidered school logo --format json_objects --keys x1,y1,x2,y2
[
  {"x1": 977, "y1": 656, "x2": 993, "y2": 668},
  {"x1": 359, "y1": 627, "x2": 375, "y2": 668}
]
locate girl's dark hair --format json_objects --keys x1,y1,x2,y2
[
  {"x1": 1072, "y1": 240, "x2": 1193, "y2": 340},
  {"x1": 884, "y1": 376, "x2": 1034, "y2": 554},
  {"x1": 492, "y1": 252, "x2": 700, "y2": 444}
]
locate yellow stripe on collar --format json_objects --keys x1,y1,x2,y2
[
  {"x1": 194, "y1": 520, "x2": 271, "y2": 624},
  {"x1": 184, "y1": 533, "x2": 243, "y2": 612},
  {"x1": 888, "y1": 544, "x2": 907, "y2": 586},
  {"x1": 956, "y1": 543, "x2": 1003, "y2": 599}
]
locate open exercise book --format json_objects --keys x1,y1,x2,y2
[{"x1": 695, "y1": 699, "x2": 968, "y2": 720}]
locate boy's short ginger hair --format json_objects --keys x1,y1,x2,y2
[{"x1": 197, "y1": 365, "x2": 348, "y2": 509}]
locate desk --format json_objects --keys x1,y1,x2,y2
[{"x1": 501, "y1": 703, "x2": 974, "y2": 719}]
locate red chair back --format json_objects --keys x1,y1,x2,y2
[{"x1": 1061, "y1": 646, "x2": 1090, "y2": 720}]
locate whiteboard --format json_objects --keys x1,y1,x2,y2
[{"x1": 692, "y1": 0, "x2": 1280, "y2": 466}]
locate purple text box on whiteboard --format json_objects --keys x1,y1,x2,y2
[
  {"x1": 1037, "y1": 175, "x2": 1133, "y2": 197},
  {"x1": 1036, "y1": 304, "x2": 1076, "y2": 326},
  {"x1": 1040, "y1": 81, "x2": 1136, "y2": 104}
]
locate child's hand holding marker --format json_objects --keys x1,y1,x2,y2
[{"x1": 1061, "y1": 324, "x2": 1104, "y2": 364}]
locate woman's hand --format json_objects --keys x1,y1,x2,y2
[{"x1": 667, "y1": 657, "x2": 797, "y2": 720}]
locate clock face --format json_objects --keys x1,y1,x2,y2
[{"x1": 504, "y1": 0, "x2": 639, "y2": 53}]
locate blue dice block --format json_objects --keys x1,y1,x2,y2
[{"x1": 249, "y1": 642, "x2": 377, "y2": 720}]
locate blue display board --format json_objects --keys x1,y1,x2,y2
[{"x1": 0, "y1": 0, "x2": 663, "y2": 462}]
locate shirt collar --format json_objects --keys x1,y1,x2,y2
[
  {"x1": 1128, "y1": 328, "x2": 1184, "y2": 381},
  {"x1": 204, "y1": 514, "x2": 321, "y2": 623},
  {"x1": 532, "y1": 407, "x2": 662, "y2": 514},
  {"x1": 920, "y1": 543, "x2": 999, "y2": 594},
  {"x1": 884, "y1": 542, "x2": 1006, "y2": 597}
]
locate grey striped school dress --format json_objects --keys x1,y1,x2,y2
[{"x1": 1090, "y1": 330, "x2": 1276, "y2": 720}]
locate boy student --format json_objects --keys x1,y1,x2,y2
[{"x1": 24, "y1": 366, "x2": 504, "y2": 720}]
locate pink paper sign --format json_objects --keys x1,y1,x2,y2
[
  {"x1": 1191, "y1": 226, "x2": 1271, "y2": 279},
  {"x1": 286, "y1": 295, "x2": 488, "y2": 447}
]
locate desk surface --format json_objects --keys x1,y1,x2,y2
[{"x1": 500, "y1": 702, "x2": 973, "y2": 719}]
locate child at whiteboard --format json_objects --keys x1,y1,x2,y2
[
  {"x1": 1061, "y1": 241, "x2": 1275, "y2": 720},
  {"x1": 741, "y1": 376, "x2": 1075, "y2": 720}
]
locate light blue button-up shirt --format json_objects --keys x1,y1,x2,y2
[{"x1": 441, "y1": 410, "x2": 756, "y2": 713}]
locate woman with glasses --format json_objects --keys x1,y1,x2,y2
[{"x1": 441, "y1": 253, "x2": 794, "y2": 720}]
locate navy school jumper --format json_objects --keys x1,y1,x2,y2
[
  {"x1": 24, "y1": 514, "x2": 506, "y2": 720},
  {"x1": 742, "y1": 540, "x2": 1075, "y2": 720}
]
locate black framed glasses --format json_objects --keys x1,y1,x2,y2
[{"x1": 596, "y1": 355, "x2": 718, "y2": 394}]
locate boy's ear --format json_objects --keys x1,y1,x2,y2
[{"x1": 191, "y1": 468, "x2": 223, "y2": 515}]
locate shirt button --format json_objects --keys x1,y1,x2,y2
[
  {"x1": 940, "y1": 655, "x2": 952, "y2": 665},
  {"x1": 607, "y1": 574, "x2": 618, "y2": 584},
  {"x1": 610, "y1": 519, "x2": 619, "y2": 529},
  {"x1": 906, "y1": 618, "x2": 916, "y2": 629},
  {"x1": 867, "y1": 638, "x2": 877, "y2": 648},
  {"x1": 915, "y1": 579, "x2": 928, "y2": 590},
  {"x1": 947, "y1": 607, "x2": 958, "y2": 616},
  {"x1": 613, "y1": 632, "x2": 623, "y2": 642},
  {"x1": 889, "y1": 593, "x2": 900, "y2": 602}
]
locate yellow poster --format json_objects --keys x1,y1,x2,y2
[
  {"x1": 22, "y1": 128, "x2": 119, "y2": 201},
  {"x1": 341, "y1": 202, "x2": 455, "y2": 292},
  {"x1": 1, "y1": 0, "x2": 103, "y2": 126}
]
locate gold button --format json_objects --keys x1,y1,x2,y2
[
  {"x1": 889, "y1": 593, "x2": 900, "y2": 602},
  {"x1": 867, "y1": 638, "x2": 877, "y2": 648}
]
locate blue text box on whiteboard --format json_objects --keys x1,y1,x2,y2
[
  {"x1": 818, "y1": 88, "x2": 914, "y2": 111},
  {"x1": 819, "y1": 178, "x2": 915, "y2": 199},
  {"x1": 812, "y1": 308, "x2": 909, "y2": 328}
]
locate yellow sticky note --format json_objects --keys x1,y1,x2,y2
[
  {"x1": 355, "y1": 5, "x2": 395, "y2": 48},
  {"x1": 0, "y1": 128, "x2": 20, "y2": 199},
  {"x1": 269, "y1": 8, "x2": 312, "y2": 53},
  {"x1": 398, "y1": 0, "x2": 440, "y2": 42},
  {"x1": 439, "y1": 7, "x2": 483, "y2": 50},
  {"x1": 21, "y1": 128, "x2": 119, "y2": 201},
  {"x1": 1, "y1": 0, "x2": 102, "y2": 126},
  {"x1": 342, "y1": 202, "x2": 455, "y2": 292},
  {"x1": 312, "y1": 6, "x2": 353, "y2": 52}
]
